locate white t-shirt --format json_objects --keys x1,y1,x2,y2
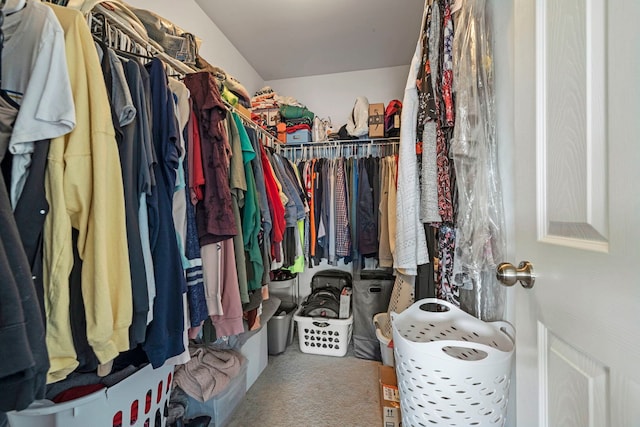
[{"x1": 2, "y1": 0, "x2": 75, "y2": 206}]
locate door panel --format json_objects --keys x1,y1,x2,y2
[
  {"x1": 511, "y1": 0, "x2": 640, "y2": 426},
  {"x1": 537, "y1": 0, "x2": 608, "y2": 249},
  {"x1": 542, "y1": 325, "x2": 608, "y2": 427}
]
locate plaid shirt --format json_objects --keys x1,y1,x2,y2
[{"x1": 335, "y1": 158, "x2": 352, "y2": 257}]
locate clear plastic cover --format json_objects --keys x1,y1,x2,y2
[{"x1": 450, "y1": 0, "x2": 506, "y2": 321}]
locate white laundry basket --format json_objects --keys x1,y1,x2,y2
[
  {"x1": 391, "y1": 298, "x2": 515, "y2": 427},
  {"x1": 6, "y1": 363, "x2": 174, "y2": 427},
  {"x1": 372, "y1": 274, "x2": 416, "y2": 367}
]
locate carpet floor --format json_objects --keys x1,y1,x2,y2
[{"x1": 227, "y1": 342, "x2": 382, "y2": 427}]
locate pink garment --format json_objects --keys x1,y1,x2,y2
[{"x1": 201, "y1": 239, "x2": 245, "y2": 337}]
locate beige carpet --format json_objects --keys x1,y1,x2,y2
[{"x1": 228, "y1": 342, "x2": 382, "y2": 427}]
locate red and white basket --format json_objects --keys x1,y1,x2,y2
[{"x1": 7, "y1": 363, "x2": 174, "y2": 427}]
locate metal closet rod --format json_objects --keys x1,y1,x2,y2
[
  {"x1": 281, "y1": 137, "x2": 400, "y2": 148},
  {"x1": 225, "y1": 102, "x2": 279, "y2": 147},
  {"x1": 279, "y1": 139, "x2": 399, "y2": 160},
  {"x1": 89, "y1": 5, "x2": 197, "y2": 76}
]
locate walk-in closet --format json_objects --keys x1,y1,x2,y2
[{"x1": 1, "y1": 1, "x2": 638, "y2": 427}]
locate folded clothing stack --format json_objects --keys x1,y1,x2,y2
[{"x1": 284, "y1": 117, "x2": 312, "y2": 134}]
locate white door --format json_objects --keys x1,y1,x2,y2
[{"x1": 508, "y1": 0, "x2": 640, "y2": 425}]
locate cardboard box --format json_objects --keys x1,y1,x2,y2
[
  {"x1": 369, "y1": 103, "x2": 385, "y2": 138},
  {"x1": 253, "y1": 108, "x2": 280, "y2": 127},
  {"x1": 339, "y1": 287, "x2": 352, "y2": 319},
  {"x1": 379, "y1": 364, "x2": 402, "y2": 427}
]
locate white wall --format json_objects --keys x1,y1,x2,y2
[
  {"x1": 266, "y1": 65, "x2": 409, "y2": 127},
  {"x1": 123, "y1": 0, "x2": 264, "y2": 95}
]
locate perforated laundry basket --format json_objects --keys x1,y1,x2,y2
[
  {"x1": 7, "y1": 363, "x2": 174, "y2": 427},
  {"x1": 294, "y1": 307, "x2": 353, "y2": 357},
  {"x1": 373, "y1": 274, "x2": 415, "y2": 366},
  {"x1": 391, "y1": 298, "x2": 514, "y2": 427}
]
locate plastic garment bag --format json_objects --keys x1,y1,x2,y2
[{"x1": 450, "y1": 0, "x2": 506, "y2": 321}]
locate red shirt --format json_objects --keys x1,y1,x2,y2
[
  {"x1": 260, "y1": 144, "x2": 285, "y2": 244},
  {"x1": 189, "y1": 108, "x2": 205, "y2": 204}
]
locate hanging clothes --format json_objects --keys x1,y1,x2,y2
[
  {"x1": 184, "y1": 71, "x2": 237, "y2": 245},
  {"x1": 141, "y1": 58, "x2": 186, "y2": 368},
  {"x1": 451, "y1": 0, "x2": 506, "y2": 320},
  {"x1": 44, "y1": 4, "x2": 133, "y2": 382},
  {"x1": 378, "y1": 156, "x2": 392, "y2": 267},
  {"x1": 349, "y1": 157, "x2": 359, "y2": 261},
  {"x1": 284, "y1": 157, "x2": 306, "y2": 274},
  {"x1": 2, "y1": 0, "x2": 75, "y2": 208},
  {"x1": 233, "y1": 113, "x2": 263, "y2": 292},
  {"x1": 0, "y1": 94, "x2": 49, "y2": 412},
  {"x1": 183, "y1": 105, "x2": 208, "y2": 335},
  {"x1": 246, "y1": 127, "x2": 273, "y2": 285},
  {"x1": 165, "y1": 76, "x2": 193, "y2": 366},
  {"x1": 335, "y1": 158, "x2": 351, "y2": 259},
  {"x1": 281, "y1": 146, "x2": 398, "y2": 269},
  {"x1": 99, "y1": 47, "x2": 150, "y2": 350},
  {"x1": 12, "y1": 137, "x2": 50, "y2": 323},
  {"x1": 201, "y1": 239, "x2": 244, "y2": 337},
  {"x1": 395, "y1": 2, "x2": 431, "y2": 276},
  {"x1": 130, "y1": 60, "x2": 158, "y2": 328},
  {"x1": 357, "y1": 157, "x2": 377, "y2": 257},
  {"x1": 259, "y1": 143, "x2": 286, "y2": 262},
  {"x1": 386, "y1": 155, "x2": 398, "y2": 263},
  {"x1": 226, "y1": 113, "x2": 250, "y2": 303}
]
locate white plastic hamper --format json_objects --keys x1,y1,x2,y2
[
  {"x1": 391, "y1": 298, "x2": 515, "y2": 427},
  {"x1": 294, "y1": 307, "x2": 353, "y2": 357},
  {"x1": 7, "y1": 363, "x2": 174, "y2": 427},
  {"x1": 372, "y1": 274, "x2": 416, "y2": 367}
]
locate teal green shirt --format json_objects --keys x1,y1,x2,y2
[{"x1": 233, "y1": 113, "x2": 264, "y2": 291}]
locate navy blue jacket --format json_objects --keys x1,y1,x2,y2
[{"x1": 142, "y1": 59, "x2": 186, "y2": 367}]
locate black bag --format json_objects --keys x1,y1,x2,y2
[
  {"x1": 300, "y1": 293, "x2": 341, "y2": 318},
  {"x1": 301, "y1": 270, "x2": 352, "y2": 318},
  {"x1": 310, "y1": 269, "x2": 352, "y2": 292}
]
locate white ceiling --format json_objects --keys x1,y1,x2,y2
[{"x1": 195, "y1": 0, "x2": 426, "y2": 81}]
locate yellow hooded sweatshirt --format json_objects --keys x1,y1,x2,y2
[{"x1": 44, "y1": 4, "x2": 133, "y2": 383}]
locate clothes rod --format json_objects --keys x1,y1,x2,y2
[
  {"x1": 280, "y1": 137, "x2": 399, "y2": 149},
  {"x1": 224, "y1": 101, "x2": 280, "y2": 147},
  {"x1": 90, "y1": 6, "x2": 196, "y2": 76}
]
